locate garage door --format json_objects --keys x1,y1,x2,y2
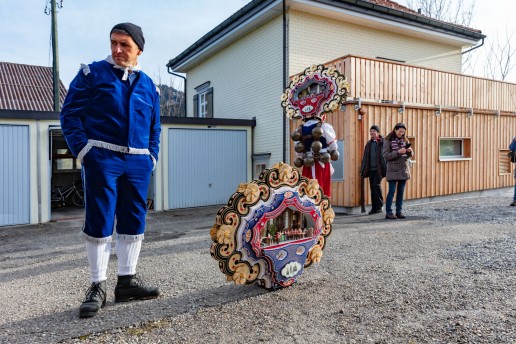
[
  {"x1": 0, "y1": 125, "x2": 30, "y2": 226},
  {"x1": 168, "y1": 128, "x2": 247, "y2": 209}
]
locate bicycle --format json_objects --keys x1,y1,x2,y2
[{"x1": 51, "y1": 180, "x2": 85, "y2": 208}]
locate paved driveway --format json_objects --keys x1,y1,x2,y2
[{"x1": 1, "y1": 190, "x2": 515, "y2": 343}]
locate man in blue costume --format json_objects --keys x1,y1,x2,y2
[{"x1": 61, "y1": 22, "x2": 161, "y2": 318}]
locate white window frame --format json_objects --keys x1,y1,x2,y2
[
  {"x1": 199, "y1": 91, "x2": 208, "y2": 118},
  {"x1": 253, "y1": 153, "x2": 271, "y2": 180},
  {"x1": 439, "y1": 138, "x2": 472, "y2": 161},
  {"x1": 194, "y1": 81, "x2": 211, "y2": 118},
  {"x1": 330, "y1": 140, "x2": 345, "y2": 181}
]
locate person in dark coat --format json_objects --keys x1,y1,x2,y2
[
  {"x1": 382, "y1": 123, "x2": 413, "y2": 219},
  {"x1": 360, "y1": 125, "x2": 386, "y2": 214},
  {"x1": 510, "y1": 136, "x2": 516, "y2": 206}
]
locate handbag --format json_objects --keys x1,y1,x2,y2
[{"x1": 509, "y1": 150, "x2": 516, "y2": 163}]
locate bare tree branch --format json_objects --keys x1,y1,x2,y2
[
  {"x1": 153, "y1": 67, "x2": 186, "y2": 117},
  {"x1": 484, "y1": 30, "x2": 516, "y2": 80},
  {"x1": 406, "y1": 0, "x2": 473, "y2": 25}
]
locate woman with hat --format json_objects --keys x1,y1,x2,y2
[{"x1": 382, "y1": 123, "x2": 412, "y2": 219}]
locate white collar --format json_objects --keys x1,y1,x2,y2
[
  {"x1": 305, "y1": 119, "x2": 320, "y2": 126},
  {"x1": 105, "y1": 55, "x2": 141, "y2": 81}
]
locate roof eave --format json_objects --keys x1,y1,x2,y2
[
  {"x1": 167, "y1": 0, "x2": 281, "y2": 71},
  {"x1": 311, "y1": 0, "x2": 485, "y2": 41},
  {"x1": 167, "y1": 0, "x2": 485, "y2": 72}
]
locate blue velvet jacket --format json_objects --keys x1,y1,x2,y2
[
  {"x1": 510, "y1": 137, "x2": 516, "y2": 151},
  {"x1": 60, "y1": 59, "x2": 161, "y2": 162}
]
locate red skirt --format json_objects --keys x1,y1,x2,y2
[{"x1": 301, "y1": 162, "x2": 332, "y2": 197}]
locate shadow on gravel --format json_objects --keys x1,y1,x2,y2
[
  {"x1": 333, "y1": 215, "x2": 430, "y2": 225},
  {"x1": 1, "y1": 236, "x2": 210, "y2": 283},
  {"x1": 0, "y1": 252, "x2": 84, "y2": 283},
  {"x1": 0, "y1": 283, "x2": 269, "y2": 344}
]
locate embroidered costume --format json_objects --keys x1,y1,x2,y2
[
  {"x1": 296, "y1": 119, "x2": 337, "y2": 196},
  {"x1": 62, "y1": 22, "x2": 161, "y2": 319},
  {"x1": 282, "y1": 64, "x2": 348, "y2": 198},
  {"x1": 61, "y1": 57, "x2": 160, "y2": 242}
]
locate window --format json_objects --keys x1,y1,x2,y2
[
  {"x1": 255, "y1": 163, "x2": 266, "y2": 179},
  {"x1": 330, "y1": 140, "x2": 344, "y2": 180},
  {"x1": 199, "y1": 92, "x2": 208, "y2": 118},
  {"x1": 193, "y1": 82, "x2": 213, "y2": 118},
  {"x1": 407, "y1": 136, "x2": 416, "y2": 163},
  {"x1": 53, "y1": 147, "x2": 81, "y2": 171},
  {"x1": 253, "y1": 153, "x2": 271, "y2": 179},
  {"x1": 499, "y1": 149, "x2": 512, "y2": 175},
  {"x1": 439, "y1": 138, "x2": 471, "y2": 161}
]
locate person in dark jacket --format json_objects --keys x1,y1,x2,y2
[
  {"x1": 61, "y1": 23, "x2": 161, "y2": 318},
  {"x1": 382, "y1": 123, "x2": 412, "y2": 219},
  {"x1": 510, "y1": 136, "x2": 516, "y2": 206},
  {"x1": 360, "y1": 125, "x2": 386, "y2": 214}
]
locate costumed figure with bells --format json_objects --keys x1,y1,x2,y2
[{"x1": 281, "y1": 64, "x2": 349, "y2": 197}]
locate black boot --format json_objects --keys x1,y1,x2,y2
[
  {"x1": 114, "y1": 274, "x2": 160, "y2": 302},
  {"x1": 79, "y1": 281, "x2": 107, "y2": 318}
]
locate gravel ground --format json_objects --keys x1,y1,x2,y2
[{"x1": 0, "y1": 189, "x2": 515, "y2": 344}]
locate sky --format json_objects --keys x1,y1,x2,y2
[
  {"x1": 1, "y1": 0, "x2": 515, "y2": 87},
  {"x1": 1, "y1": 0, "x2": 252, "y2": 87}
]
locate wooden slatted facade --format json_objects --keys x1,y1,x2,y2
[{"x1": 290, "y1": 55, "x2": 516, "y2": 210}]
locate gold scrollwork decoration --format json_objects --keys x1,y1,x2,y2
[
  {"x1": 281, "y1": 64, "x2": 349, "y2": 120},
  {"x1": 210, "y1": 163, "x2": 332, "y2": 288}
]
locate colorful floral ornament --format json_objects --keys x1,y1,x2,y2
[
  {"x1": 281, "y1": 64, "x2": 349, "y2": 120},
  {"x1": 210, "y1": 163, "x2": 334, "y2": 289}
]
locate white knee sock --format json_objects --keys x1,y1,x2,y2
[
  {"x1": 85, "y1": 241, "x2": 111, "y2": 283},
  {"x1": 116, "y1": 239, "x2": 142, "y2": 276}
]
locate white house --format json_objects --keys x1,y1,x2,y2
[{"x1": 166, "y1": 0, "x2": 485, "y2": 184}]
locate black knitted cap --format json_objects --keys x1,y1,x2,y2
[
  {"x1": 110, "y1": 22, "x2": 145, "y2": 51},
  {"x1": 370, "y1": 125, "x2": 380, "y2": 133}
]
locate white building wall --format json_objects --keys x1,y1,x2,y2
[
  {"x1": 183, "y1": 9, "x2": 466, "y2": 170},
  {"x1": 289, "y1": 10, "x2": 463, "y2": 76},
  {"x1": 187, "y1": 15, "x2": 285, "y2": 168}
]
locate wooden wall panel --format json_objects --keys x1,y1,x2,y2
[
  {"x1": 347, "y1": 107, "x2": 516, "y2": 207},
  {"x1": 286, "y1": 55, "x2": 516, "y2": 208},
  {"x1": 340, "y1": 55, "x2": 516, "y2": 112}
]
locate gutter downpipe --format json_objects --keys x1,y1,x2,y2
[
  {"x1": 461, "y1": 37, "x2": 484, "y2": 55},
  {"x1": 359, "y1": 108, "x2": 366, "y2": 214},
  {"x1": 282, "y1": 0, "x2": 288, "y2": 163},
  {"x1": 167, "y1": 67, "x2": 187, "y2": 117}
]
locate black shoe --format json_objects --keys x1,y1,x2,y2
[
  {"x1": 368, "y1": 209, "x2": 382, "y2": 215},
  {"x1": 511, "y1": 201, "x2": 516, "y2": 206},
  {"x1": 79, "y1": 281, "x2": 107, "y2": 318},
  {"x1": 396, "y1": 213, "x2": 406, "y2": 219},
  {"x1": 385, "y1": 213, "x2": 397, "y2": 219},
  {"x1": 114, "y1": 274, "x2": 160, "y2": 302}
]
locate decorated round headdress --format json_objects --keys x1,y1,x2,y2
[
  {"x1": 210, "y1": 163, "x2": 334, "y2": 290},
  {"x1": 281, "y1": 64, "x2": 349, "y2": 122}
]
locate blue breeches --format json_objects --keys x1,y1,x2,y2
[{"x1": 81, "y1": 147, "x2": 153, "y2": 240}]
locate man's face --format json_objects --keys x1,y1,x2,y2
[
  {"x1": 110, "y1": 32, "x2": 141, "y2": 67},
  {"x1": 370, "y1": 129, "x2": 378, "y2": 140}
]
